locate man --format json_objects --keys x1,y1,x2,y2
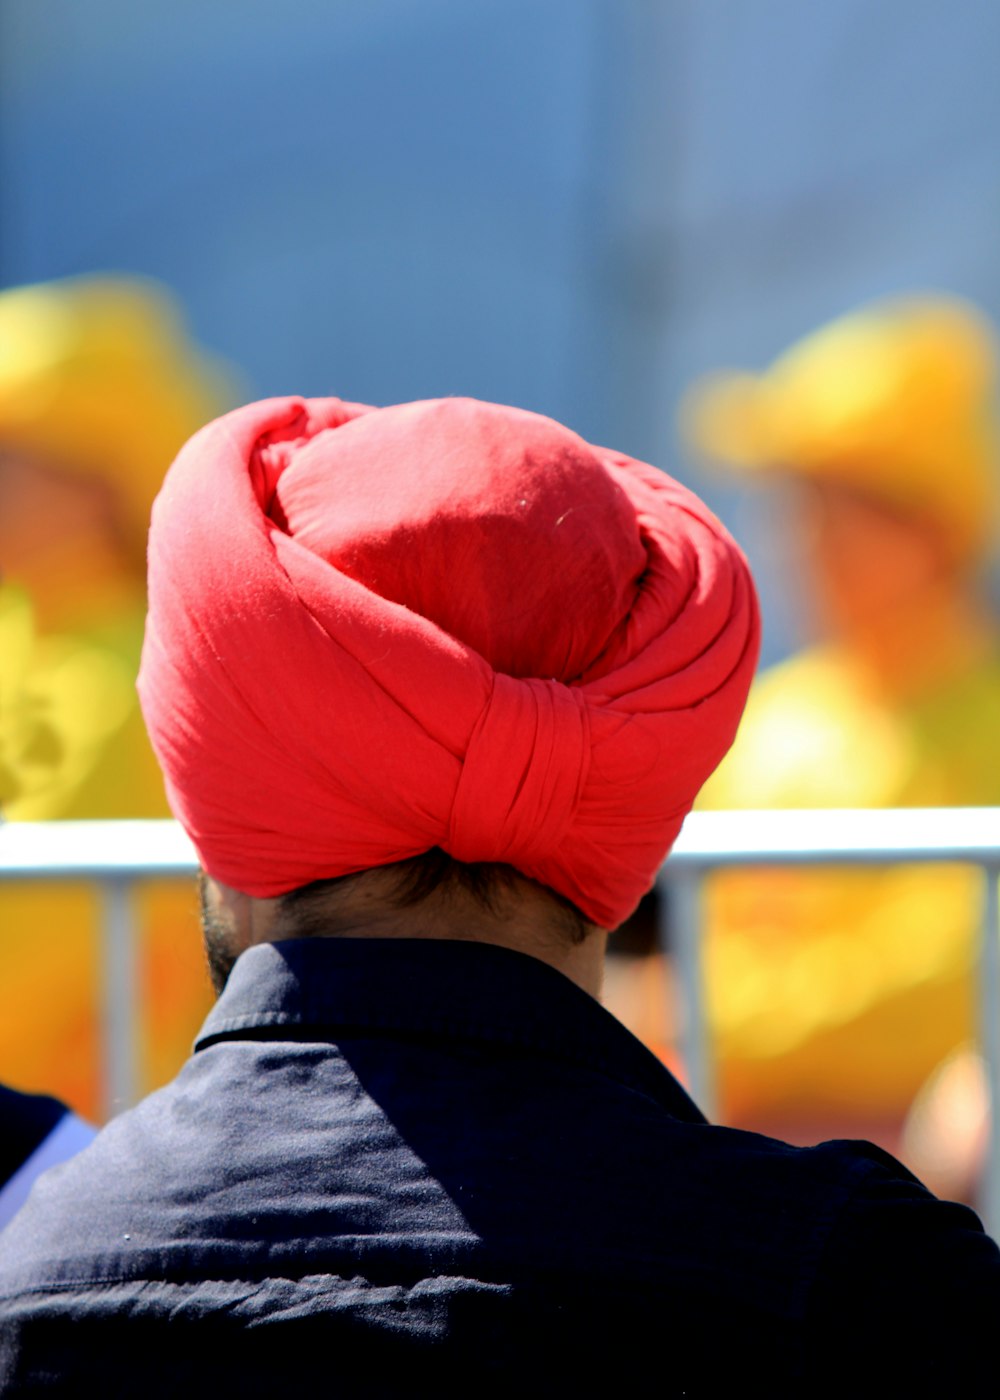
[{"x1": 0, "y1": 394, "x2": 997, "y2": 1394}]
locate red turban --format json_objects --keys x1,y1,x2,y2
[{"x1": 138, "y1": 396, "x2": 759, "y2": 928}]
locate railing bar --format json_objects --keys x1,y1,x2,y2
[
  {"x1": 980, "y1": 866, "x2": 1000, "y2": 1238},
  {"x1": 99, "y1": 879, "x2": 139, "y2": 1120},
  {"x1": 3, "y1": 811, "x2": 1000, "y2": 880},
  {"x1": 668, "y1": 870, "x2": 715, "y2": 1120}
]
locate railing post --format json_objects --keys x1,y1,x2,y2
[
  {"x1": 980, "y1": 865, "x2": 1000, "y2": 1238},
  {"x1": 98, "y1": 879, "x2": 139, "y2": 1119},
  {"x1": 667, "y1": 869, "x2": 715, "y2": 1120}
]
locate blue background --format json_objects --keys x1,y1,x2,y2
[{"x1": 4, "y1": 0, "x2": 999, "y2": 662}]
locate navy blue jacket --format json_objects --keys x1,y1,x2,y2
[{"x1": 1, "y1": 937, "x2": 998, "y2": 1395}]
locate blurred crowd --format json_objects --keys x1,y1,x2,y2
[{"x1": 1, "y1": 277, "x2": 998, "y2": 1204}]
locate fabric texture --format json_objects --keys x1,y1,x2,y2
[
  {"x1": 138, "y1": 396, "x2": 760, "y2": 927},
  {"x1": 0, "y1": 938, "x2": 997, "y2": 1396}
]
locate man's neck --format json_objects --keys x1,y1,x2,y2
[{"x1": 201, "y1": 871, "x2": 609, "y2": 1000}]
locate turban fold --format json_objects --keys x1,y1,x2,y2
[{"x1": 138, "y1": 396, "x2": 760, "y2": 928}]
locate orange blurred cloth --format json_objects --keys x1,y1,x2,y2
[{"x1": 699, "y1": 643, "x2": 1000, "y2": 1126}]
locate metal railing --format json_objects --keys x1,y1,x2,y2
[{"x1": 2, "y1": 809, "x2": 999, "y2": 1230}]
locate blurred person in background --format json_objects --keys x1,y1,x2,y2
[
  {"x1": 680, "y1": 295, "x2": 1000, "y2": 1190},
  {"x1": 0, "y1": 276, "x2": 233, "y2": 1119}
]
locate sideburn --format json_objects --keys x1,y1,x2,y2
[{"x1": 197, "y1": 872, "x2": 240, "y2": 997}]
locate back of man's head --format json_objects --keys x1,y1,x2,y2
[{"x1": 138, "y1": 395, "x2": 759, "y2": 933}]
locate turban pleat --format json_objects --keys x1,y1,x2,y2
[
  {"x1": 139, "y1": 396, "x2": 759, "y2": 928},
  {"x1": 447, "y1": 676, "x2": 591, "y2": 867}
]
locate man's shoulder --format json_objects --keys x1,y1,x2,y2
[
  {"x1": 0, "y1": 1056, "x2": 983, "y2": 1288},
  {"x1": 2, "y1": 1055, "x2": 999, "y2": 1394}
]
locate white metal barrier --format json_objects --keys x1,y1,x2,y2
[{"x1": 2, "y1": 810, "x2": 999, "y2": 1230}]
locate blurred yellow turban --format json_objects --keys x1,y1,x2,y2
[
  {"x1": 0, "y1": 275, "x2": 234, "y2": 553},
  {"x1": 681, "y1": 295, "x2": 1000, "y2": 559}
]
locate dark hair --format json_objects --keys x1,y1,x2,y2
[{"x1": 279, "y1": 847, "x2": 593, "y2": 944}]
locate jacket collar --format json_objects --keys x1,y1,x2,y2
[{"x1": 195, "y1": 937, "x2": 705, "y2": 1126}]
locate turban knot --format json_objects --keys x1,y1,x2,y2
[
  {"x1": 447, "y1": 676, "x2": 590, "y2": 867},
  {"x1": 139, "y1": 395, "x2": 760, "y2": 928}
]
